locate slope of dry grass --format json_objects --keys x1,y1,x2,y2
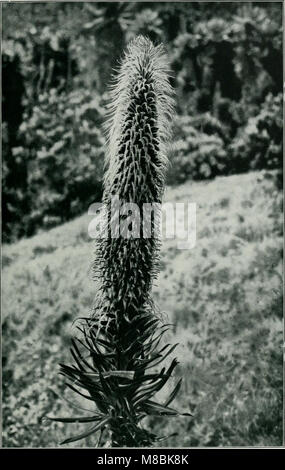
[{"x1": 2, "y1": 170, "x2": 283, "y2": 447}]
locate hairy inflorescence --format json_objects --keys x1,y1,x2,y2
[{"x1": 47, "y1": 36, "x2": 190, "y2": 447}]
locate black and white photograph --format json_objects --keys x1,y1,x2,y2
[{"x1": 1, "y1": 0, "x2": 283, "y2": 450}]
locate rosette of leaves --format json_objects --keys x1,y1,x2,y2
[{"x1": 47, "y1": 36, "x2": 190, "y2": 447}]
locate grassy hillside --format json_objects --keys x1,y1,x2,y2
[{"x1": 2, "y1": 171, "x2": 283, "y2": 447}]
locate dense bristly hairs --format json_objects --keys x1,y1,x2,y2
[{"x1": 47, "y1": 36, "x2": 190, "y2": 447}]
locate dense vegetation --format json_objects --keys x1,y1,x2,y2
[
  {"x1": 2, "y1": 171, "x2": 283, "y2": 447},
  {"x1": 2, "y1": 2, "x2": 283, "y2": 242}
]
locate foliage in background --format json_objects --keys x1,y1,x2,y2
[
  {"x1": 230, "y1": 93, "x2": 283, "y2": 175},
  {"x1": 169, "y1": 114, "x2": 228, "y2": 184},
  {"x1": 170, "y1": 92, "x2": 283, "y2": 184},
  {"x1": 2, "y1": 2, "x2": 283, "y2": 242},
  {"x1": 8, "y1": 88, "x2": 104, "y2": 240},
  {"x1": 2, "y1": 171, "x2": 283, "y2": 447}
]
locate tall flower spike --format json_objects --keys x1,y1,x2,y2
[
  {"x1": 47, "y1": 36, "x2": 190, "y2": 448},
  {"x1": 93, "y1": 35, "x2": 175, "y2": 329}
]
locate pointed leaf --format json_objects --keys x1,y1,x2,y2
[{"x1": 60, "y1": 418, "x2": 109, "y2": 445}]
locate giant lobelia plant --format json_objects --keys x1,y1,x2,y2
[{"x1": 47, "y1": 36, "x2": 190, "y2": 447}]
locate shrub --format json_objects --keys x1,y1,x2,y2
[
  {"x1": 2, "y1": 29, "x2": 81, "y2": 242},
  {"x1": 230, "y1": 93, "x2": 283, "y2": 173},
  {"x1": 168, "y1": 92, "x2": 282, "y2": 186},
  {"x1": 168, "y1": 114, "x2": 227, "y2": 184},
  {"x1": 11, "y1": 88, "x2": 105, "y2": 235}
]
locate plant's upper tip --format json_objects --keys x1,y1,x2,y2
[
  {"x1": 132, "y1": 34, "x2": 153, "y2": 45},
  {"x1": 128, "y1": 34, "x2": 157, "y2": 51}
]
